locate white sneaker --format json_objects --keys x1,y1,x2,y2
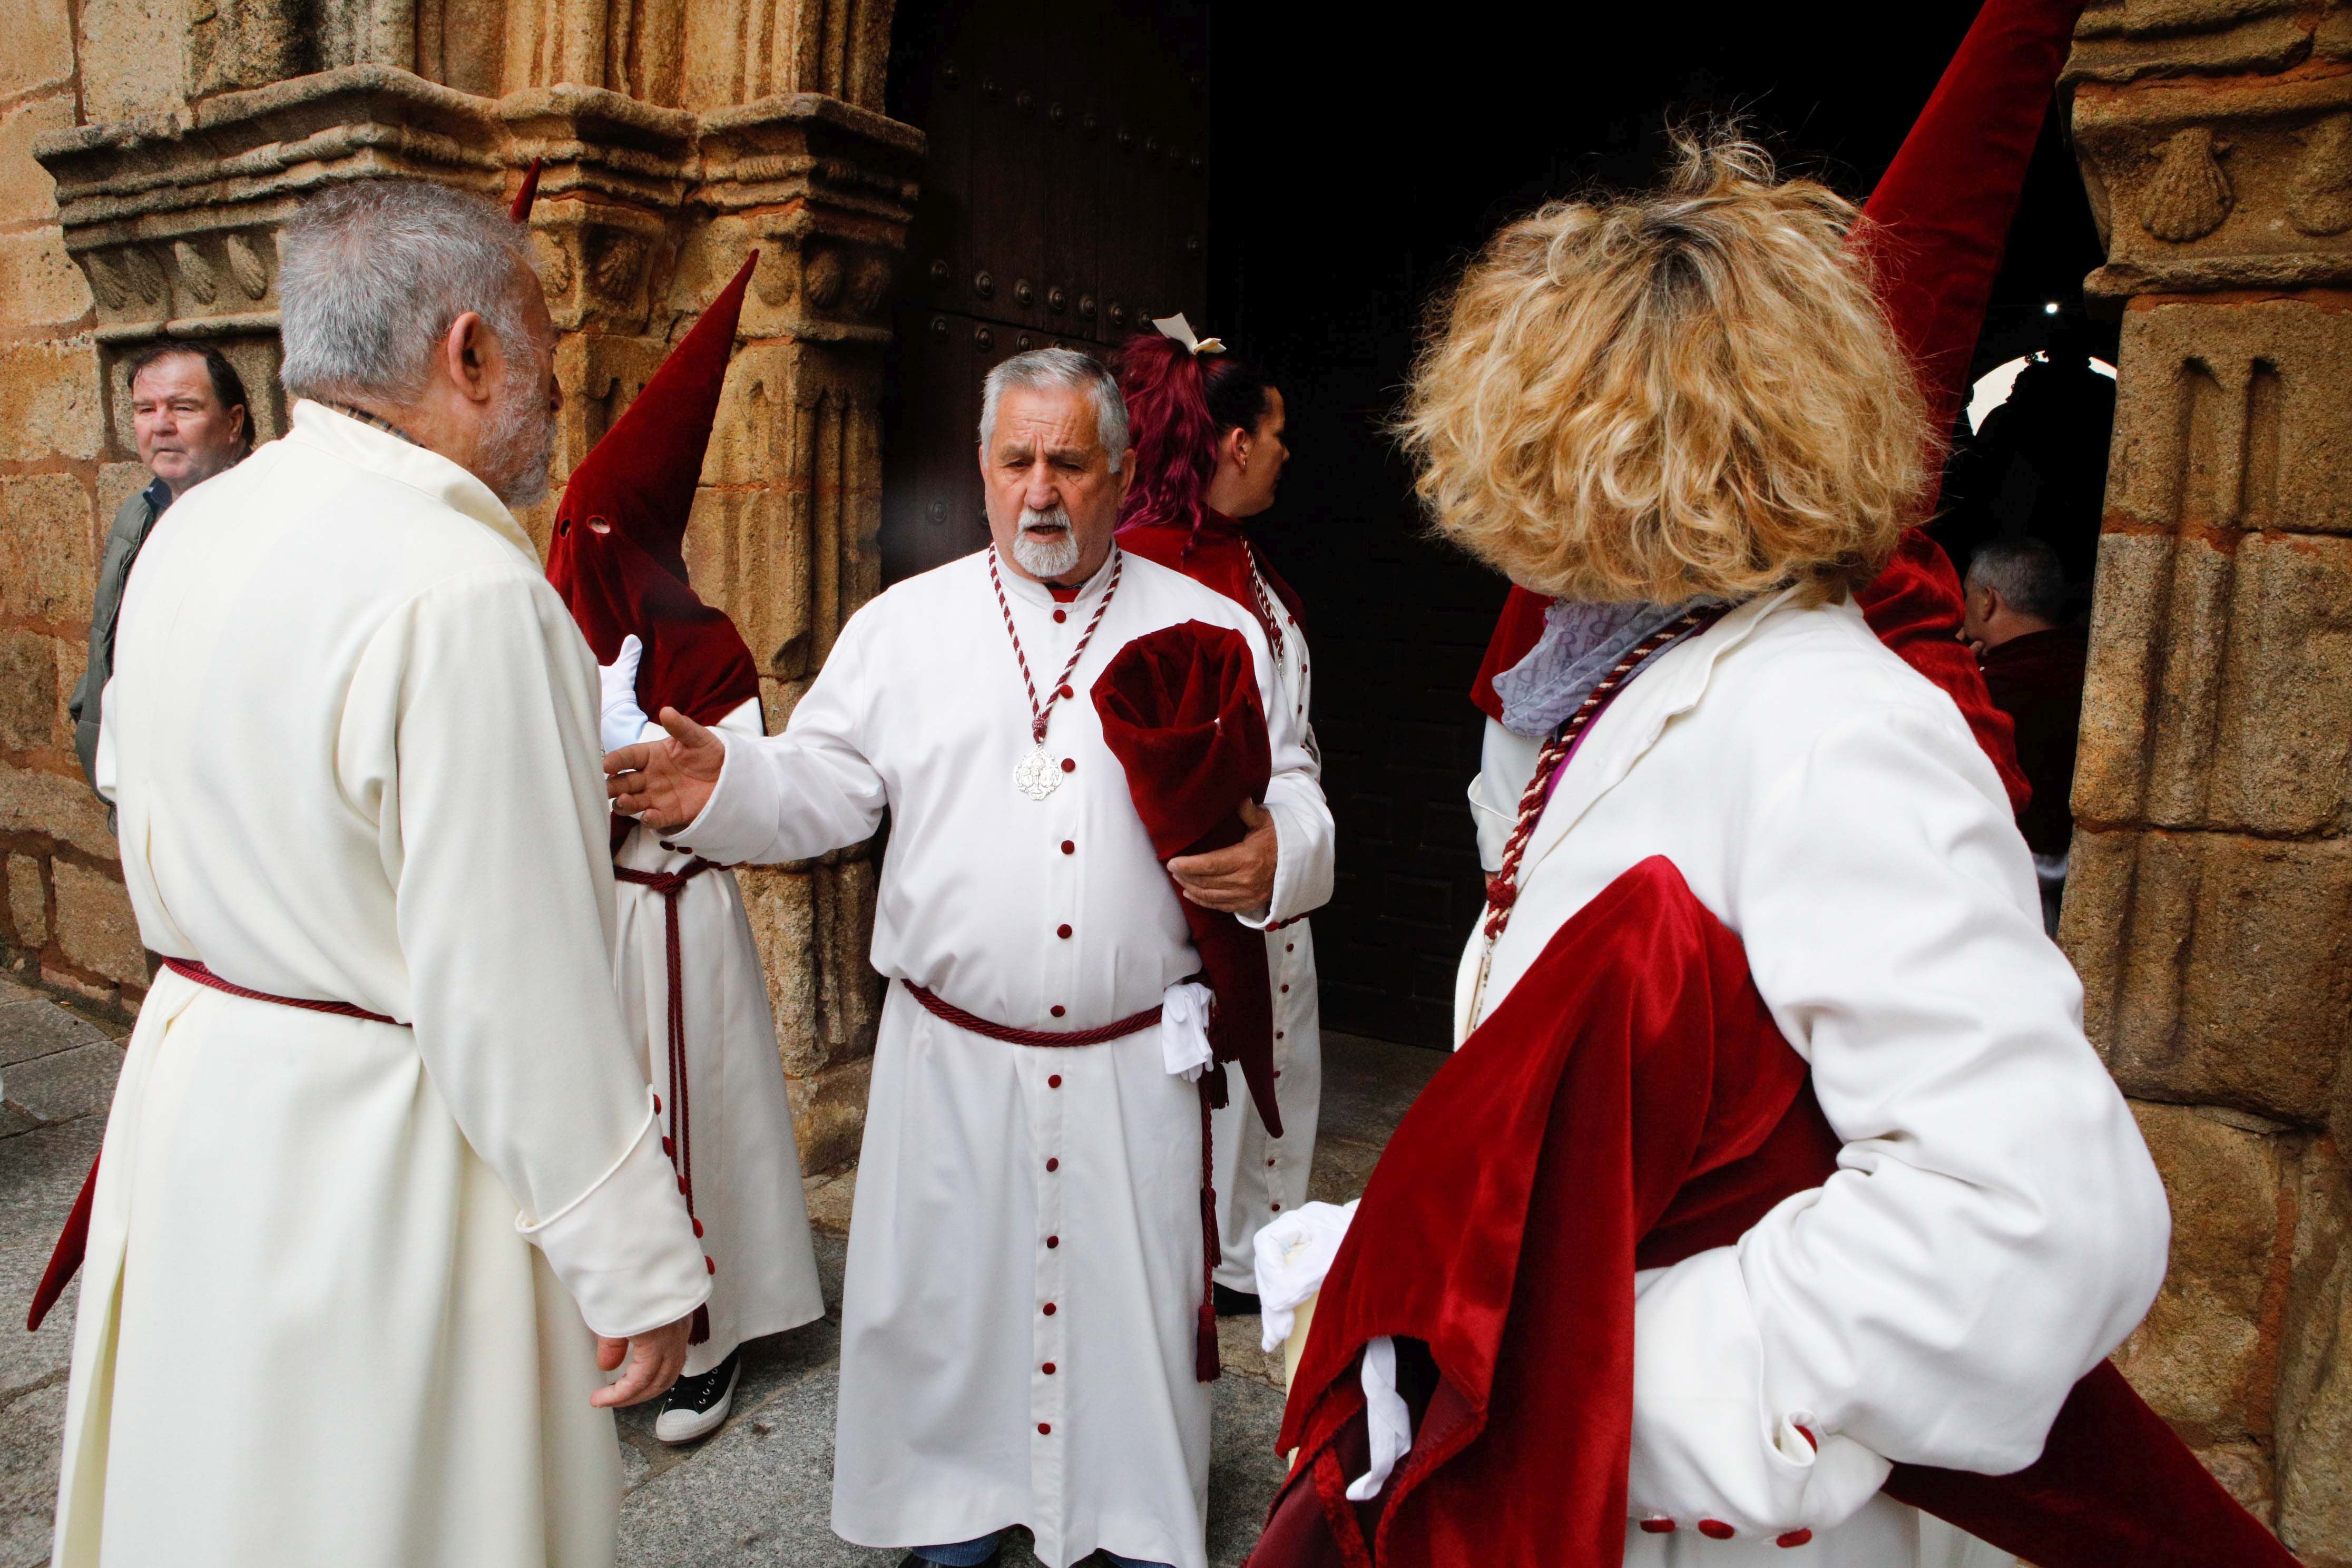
[{"x1": 653, "y1": 1346, "x2": 741, "y2": 1444}]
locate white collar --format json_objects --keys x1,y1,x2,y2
[{"x1": 285, "y1": 400, "x2": 538, "y2": 565}]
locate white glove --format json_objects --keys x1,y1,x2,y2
[
  {"x1": 599, "y1": 634, "x2": 656, "y2": 753},
  {"x1": 1625, "y1": 1248, "x2": 1889, "y2": 1544}
]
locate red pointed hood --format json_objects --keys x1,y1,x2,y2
[
  {"x1": 546, "y1": 253, "x2": 763, "y2": 730},
  {"x1": 511, "y1": 158, "x2": 542, "y2": 223}
]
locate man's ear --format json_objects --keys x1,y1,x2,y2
[
  {"x1": 444, "y1": 311, "x2": 498, "y2": 406},
  {"x1": 1112, "y1": 453, "x2": 1133, "y2": 506}
]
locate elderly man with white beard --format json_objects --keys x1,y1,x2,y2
[
  {"x1": 607, "y1": 348, "x2": 1335, "y2": 1568},
  {"x1": 53, "y1": 180, "x2": 710, "y2": 1568}
]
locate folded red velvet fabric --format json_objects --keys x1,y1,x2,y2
[
  {"x1": 1250, "y1": 857, "x2": 2296, "y2": 1568},
  {"x1": 1091, "y1": 620, "x2": 1281, "y2": 1134}
]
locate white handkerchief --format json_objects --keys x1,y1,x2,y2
[
  {"x1": 1159, "y1": 982, "x2": 1216, "y2": 1082},
  {"x1": 1347, "y1": 1335, "x2": 1415, "y2": 1502}
]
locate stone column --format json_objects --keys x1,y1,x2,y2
[
  {"x1": 2067, "y1": 2, "x2": 2352, "y2": 1551},
  {"x1": 3, "y1": 0, "x2": 918, "y2": 1172}
]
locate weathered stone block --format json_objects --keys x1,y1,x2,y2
[
  {"x1": 74, "y1": 0, "x2": 190, "y2": 124},
  {"x1": 2278, "y1": 1138, "x2": 2352, "y2": 1556},
  {"x1": 51, "y1": 860, "x2": 142, "y2": 986},
  {"x1": 0, "y1": 630, "x2": 61, "y2": 751},
  {"x1": 739, "y1": 864, "x2": 820, "y2": 1074},
  {"x1": 2113, "y1": 1102, "x2": 2289, "y2": 1446},
  {"x1": 0, "y1": 766, "x2": 110, "y2": 860},
  {"x1": 53, "y1": 633, "x2": 84, "y2": 741},
  {"x1": 687, "y1": 487, "x2": 812, "y2": 679},
  {"x1": 0, "y1": 340, "x2": 101, "y2": 463},
  {"x1": 4, "y1": 855, "x2": 46, "y2": 948},
  {"x1": 2077, "y1": 531, "x2": 2352, "y2": 836},
  {"x1": 0, "y1": 94, "x2": 71, "y2": 227},
  {"x1": 0, "y1": 0, "x2": 74, "y2": 100},
  {"x1": 94, "y1": 462, "x2": 150, "y2": 526},
  {"x1": 2107, "y1": 299, "x2": 2352, "y2": 539},
  {"x1": 0, "y1": 473, "x2": 94, "y2": 625},
  {"x1": 0, "y1": 227, "x2": 90, "y2": 331},
  {"x1": 2064, "y1": 827, "x2": 2352, "y2": 1125},
  {"x1": 785, "y1": 1054, "x2": 870, "y2": 1175}
]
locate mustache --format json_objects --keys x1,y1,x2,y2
[{"x1": 1019, "y1": 506, "x2": 1072, "y2": 532}]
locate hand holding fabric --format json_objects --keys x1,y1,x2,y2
[
  {"x1": 599, "y1": 634, "x2": 656, "y2": 753},
  {"x1": 1168, "y1": 798, "x2": 1277, "y2": 914},
  {"x1": 606, "y1": 707, "x2": 726, "y2": 831}
]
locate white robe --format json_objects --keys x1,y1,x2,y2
[
  {"x1": 1207, "y1": 571, "x2": 1329, "y2": 1292},
  {"x1": 670, "y1": 544, "x2": 1332, "y2": 1568},
  {"x1": 58, "y1": 401, "x2": 711, "y2": 1568},
  {"x1": 1459, "y1": 588, "x2": 2169, "y2": 1565},
  {"x1": 611, "y1": 697, "x2": 826, "y2": 1377}
]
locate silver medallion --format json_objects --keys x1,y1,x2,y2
[{"x1": 1015, "y1": 744, "x2": 1063, "y2": 800}]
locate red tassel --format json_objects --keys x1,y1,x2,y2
[
  {"x1": 1196, "y1": 1297, "x2": 1221, "y2": 1383},
  {"x1": 690, "y1": 1302, "x2": 710, "y2": 1346},
  {"x1": 28, "y1": 1152, "x2": 99, "y2": 1332}
]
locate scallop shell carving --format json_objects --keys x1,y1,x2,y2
[
  {"x1": 224, "y1": 232, "x2": 270, "y2": 300},
  {"x1": 173, "y1": 241, "x2": 219, "y2": 305},
  {"x1": 86, "y1": 254, "x2": 127, "y2": 310},
  {"x1": 848, "y1": 254, "x2": 894, "y2": 317},
  {"x1": 2289, "y1": 114, "x2": 2352, "y2": 238},
  {"x1": 590, "y1": 234, "x2": 645, "y2": 301},
  {"x1": 2142, "y1": 127, "x2": 2233, "y2": 243},
  {"x1": 122, "y1": 247, "x2": 167, "y2": 305},
  {"x1": 803, "y1": 248, "x2": 845, "y2": 310}
]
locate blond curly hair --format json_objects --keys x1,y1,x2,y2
[{"x1": 1398, "y1": 130, "x2": 1930, "y2": 606}]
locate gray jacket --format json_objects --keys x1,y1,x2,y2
[{"x1": 68, "y1": 476, "x2": 171, "y2": 798}]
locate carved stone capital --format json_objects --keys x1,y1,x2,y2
[{"x1": 2070, "y1": 3, "x2": 2352, "y2": 297}]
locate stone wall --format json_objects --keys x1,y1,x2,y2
[
  {"x1": 0, "y1": 0, "x2": 914, "y2": 1171},
  {"x1": 0, "y1": 0, "x2": 139, "y2": 1016},
  {"x1": 2067, "y1": 2, "x2": 2352, "y2": 1555}
]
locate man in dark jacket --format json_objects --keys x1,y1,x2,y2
[
  {"x1": 68, "y1": 344, "x2": 253, "y2": 799},
  {"x1": 1963, "y1": 535, "x2": 2089, "y2": 934}
]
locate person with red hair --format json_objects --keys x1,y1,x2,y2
[{"x1": 1116, "y1": 319, "x2": 1337, "y2": 1320}]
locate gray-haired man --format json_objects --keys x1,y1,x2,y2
[
  {"x1": 54, "y1": 179, "x2": 705, "y2": 1568},
  {"x1": 605, "y1": 350, "x2": 1334, "y2": 1568}
]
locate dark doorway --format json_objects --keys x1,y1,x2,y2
[
  {"x1": 881, "y1": 0, "x2": 1210, "y2": 584},
  {"x1": 1210, "y1": 5, "x2": 2114, "y2": 1047}
]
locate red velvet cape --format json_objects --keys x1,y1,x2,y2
[
  {"x1": 546, "y1": 254, "x2": 763, "y2": 731},
  {"x1": 1251, "y1": 858, "x2": 2297, "y2": 1568},
  {"x1": 1118, "y1": 511, "x2": 1308, "y2": 650},
  {"x1": 1091, "y1": 621, "x2": 1280, "y2": 1136},
  {"x1": 1465, "y1": 0, "x2": 2089, "y2": 817}
]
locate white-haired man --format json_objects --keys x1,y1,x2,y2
[
  {"x1": 54, "y1": 180, "x2": 709, "y2": 1568},
  {"x1": 608, "y1": 348, "x2": 1335, "y2": 1568}
]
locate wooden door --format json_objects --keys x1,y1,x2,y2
[{"x1": 880, "y1": 0, "x2": 1209, "y2": 585}]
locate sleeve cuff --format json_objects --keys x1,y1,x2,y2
[
  {"x1": 671, "y1": 732, "x2": 767, "y2": 867},
  {"x1": 1626, "y1": 1248, "x2": 1888, "y2": 1538},
  {"x1": 517, "y1": 1089, "x2": 712, "y2": 1339},
  {"x1": 1245, "y1": 786, "x2": 1331, "y2": 928}
]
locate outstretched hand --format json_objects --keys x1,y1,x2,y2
[
  {"x1": 1168, "y1": 799, "x2": 1278, "y2": 915},
  {"x1": 605, "y1": 707, "x2": 726, "y2": 832}
]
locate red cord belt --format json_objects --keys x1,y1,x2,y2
[
  {"x1": 900, "y1": 977, "x2": 1225, "y2": 1382},
  {"x1": 614, "y1": 856, "x2": 723, "y2": 1344},
  {"x1": 28, "y1": 956, "x2": 403, "y2": 1333}
]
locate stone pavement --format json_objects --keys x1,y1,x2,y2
[{"x1": 0, "y1": 978, "x2": 1440, "y2": 1568}]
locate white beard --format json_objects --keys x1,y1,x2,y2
[{"x1": 1011, "y1": 508, "x2": 1082, "y2": 580}]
